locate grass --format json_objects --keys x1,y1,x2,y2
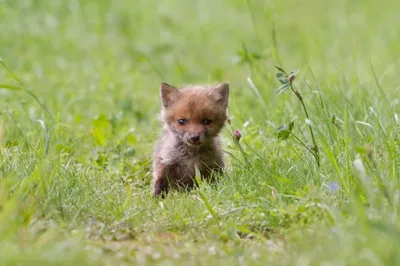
[{"x1": 1, "y1": 0, "x2": 400, "y2": 265}]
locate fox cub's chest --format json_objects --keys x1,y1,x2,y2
[{"x1": 178, "y1": 149, "x2": 222, "y2": 176}]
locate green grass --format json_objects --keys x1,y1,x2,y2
[{"x1": 1, "y1": 0, "x2": 400, "y2": 265}]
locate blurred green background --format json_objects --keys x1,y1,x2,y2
[{"x1": 1, "y1": 0, "x2": 400, "y2": 265}]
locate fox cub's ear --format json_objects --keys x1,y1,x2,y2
[
  {"x1": 160, "y1": 83, "x2": 180, "y2": 107},
  {"x1": 211, "y1": 82, "x2": 229, "y2": 108}
]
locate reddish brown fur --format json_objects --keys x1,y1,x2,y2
[{"x1": 152, "y1": 83, "x2": 229, "y2": 197}]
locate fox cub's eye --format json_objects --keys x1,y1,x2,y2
[
  {"x1": 203, "y1": 119, "x2": 212, "y2": 125},
  {"x1": 177, "y1": 119, "x2": 187, "y2": 125}
]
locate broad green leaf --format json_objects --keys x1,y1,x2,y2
[
  {"x1": 276, "y1": 83, "x2": 290, "y2": 94},
  {"x1": 91, "y1": 114, "x2": 111, "y2": 146},
  {"x1": 74, "y1": 114, "x2": 82, "y2": 123},
  {"x1": 6, "y1": 140, "x2": 19, "y2": 147},
  {"x1": 92, "y1": 114, "x2": 109, "y2": 129},
  {"x1": 278, "y1": 129, "x2": 290, "y2": 140},
  {"x1": 276, "y1": 72, "x2": 289, "y2": 84},
  {"x1": 125, "y1": 134, "x2": 137, "y2": 145},
  {"x1": 277, "y1": 125, "x2": 291, "y2": 140},
  {"x1": 91, "y1": 128, "x2": 107, "y2": 146},
  {"x1": 124, "y1": 147, "x2": 136, "y2": 157}
]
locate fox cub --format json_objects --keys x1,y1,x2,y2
[{"x1": 152, "y1": 82, "x2": 230, "y2": 197}]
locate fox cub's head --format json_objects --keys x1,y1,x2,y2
[{"x1": 160, "y1": 82, "x2": 229, "y2": 147}]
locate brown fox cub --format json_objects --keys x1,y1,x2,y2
[{"x1": 152, "y1": 82, "x2": 230, "y2": 197}]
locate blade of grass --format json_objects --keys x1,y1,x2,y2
[{"x1": 0, "y1": 59, "x2": 54, "y2": 121}]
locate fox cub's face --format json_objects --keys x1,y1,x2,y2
[{"x1": 160, "y1": 83, "x2": 229, "y2": 147}]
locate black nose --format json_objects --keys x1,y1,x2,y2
[{"x1": 190, "y1": 135, "x2": 200, "y2": 143}]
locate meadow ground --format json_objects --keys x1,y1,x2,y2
[{"x1": 1, "y1": 0, "x2": 400, "y2": 265}]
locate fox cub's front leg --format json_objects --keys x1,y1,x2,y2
[{"x1": 153, "y1": 162, "x2": 169, "y2": 197}]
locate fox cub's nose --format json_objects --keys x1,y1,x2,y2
[{"x1": 190, "y1": 135, "x2": 200, "y2": 143}]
